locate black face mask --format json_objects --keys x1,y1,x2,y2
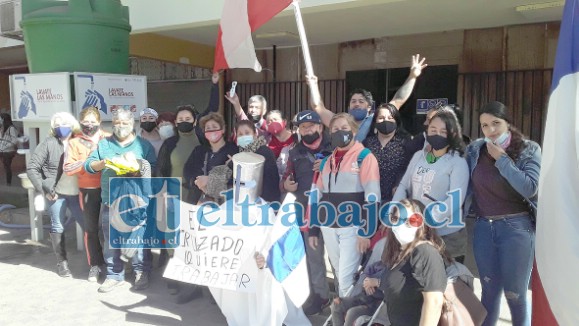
[
  {"x1": 177, "y1": 122, "x2": 194, "y2": 133},
  {"x1": 141, "y1": 121, "x2": 157, "y2": 133},
  {"x1": 331, "y1": 130, "x2": 353, "y2": 148},
  {"x1": 426, "y1": 134, "x2": 449, "y2": 150},
  {"x1": 375, "y1": 121, "x2": 397, "y2": 135},
  {"x1": 250, "y1": 114, "x2": 262, "y2": 123},
  {"x1": 302, "y1": 131, "x2": 320, "y2": 145},
  {"x1": 81, "y1": 124, "x2": 99, "y2": 137}
]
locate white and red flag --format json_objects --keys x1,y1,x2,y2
[
  {"x1": 213, "y1": 0, "x2": 293, "y2": 72},
  {"x1": 534, "y1": 0, "x2": 579, "y2": 325}
]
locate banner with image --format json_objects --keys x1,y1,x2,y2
[
  {"x1": 73, "y1": 73, "x2": 147, "y2": 121},
  {"x1": 10, "y1": 73, "x2": 73, "y2": 121}
]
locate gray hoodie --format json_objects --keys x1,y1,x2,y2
[{"x1": 393, "y1": 149, "x2": 469, "y2": 236}]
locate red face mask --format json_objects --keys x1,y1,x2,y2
[
  {"x1": 267, "y1": 121, "x2": 286, "y2": 135},
  {"x1": 204, "y1": 130, "x2": 223, "y2": 143}
]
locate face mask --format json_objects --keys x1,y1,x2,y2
[
  {"x1": 54, "y1": 126, "x2": 72, "y2": 139},
  {"x1": 81, "y1": 124, "x2": 99, "y2": 137},
  {"x1": 349, "y1": 108, "x2": 368, "y2": 121},
  {"x1": 375, "y1": 121, "x2": 397, "y2": 135},
  {"x1": 177, "y1": 121, "x2": 194, "y2": 133},
  {"x1": 392, "y1": 223, "x2": 419, "y2": 246},
  {"x1": 485, "y1": 131, "x2": 511, "y2": 149},
  {"x1": 426, "y1": 134, "x2": 449, "y2": 151},
  {"x1": 140, "y1": 121, "x2": 157, "y2": 133},
  {"x1": 205, "y1": 130, "x2": 223, "y2": 143},
  {"x1": 251, "y1": 114, "x2": 262, "y2": 123},
  {"x1": 159, "y1": 125, "x2": 175, "y2": 140},
  {"x1": 302, "y1": 131, "x2": 320, "y2": 145},
  {"x1": 113, "y1": 125, "x2": 133, "y2": 139},
  {"x1": 237, "y1": 135, "x2": 254, "y2": 148},
  {"x1": 331, "y1": 130, "x2": 353, "y2": 148},
  {"x1": 267, "y1": 121, "x2": 286, "y2": 135}
]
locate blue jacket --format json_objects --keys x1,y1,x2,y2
[{"x1": 465, "y1": 138, "x2": 541, "y2": 214}]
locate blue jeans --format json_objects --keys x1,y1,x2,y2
[
  {"x1": 101, "y1": 205, "x2": 152, "y2": 281},
  {"x1": 473, "y1": 214, "x2": 534, "y2": 326},
  {"x1": 48, "y1": 194, "x2": 84, "y2": 233}
]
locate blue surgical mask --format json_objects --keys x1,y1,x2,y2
[
  {"x1": 237, "y1": 135, "x2": 254, "y2": 148},
  {"x1": 349, "y1": 108, "x2": 368, "y2": 121},
  {"x1": 485, "y1": 131, "x2": 510, "y2": 148},
  {"x1": 54, "y1": 126, "x2": 72, "y2": 139}
]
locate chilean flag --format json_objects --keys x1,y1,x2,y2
[
  {"x1": 534, "y1": 0, "x2": 579, "y2": 325},
  {"x1": 213, "y1": 0, "x2": 293, "y2": 72}
]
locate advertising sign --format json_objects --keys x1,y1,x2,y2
[
  {"x1": 74, "y1": 73, "x2": 147, "y2": 121},
  {"x1": 10, "y1": 73, "x2": 73, "y2": 121}
]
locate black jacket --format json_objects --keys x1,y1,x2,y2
[{"x1": 27, "y1": 136, "x2": 64, "y2": 194}]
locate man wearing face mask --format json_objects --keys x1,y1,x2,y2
[
  {"x1": 225, "y1": 92, "x2": 271, "y2": 142},
  {"x1": 85, "y1": 108, "x2": 157, "y2": 293},
  {"x1": 282, "y1": 110, "x2": 333, "y2": 315},
  {"x1": 306, "y1": 55, "x2": 428, "y2": 143}
]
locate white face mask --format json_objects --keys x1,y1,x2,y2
[
  {"x1": 392, "y1": 223, "x2": 419, "y2": 246},
  {"x1": 159, "y1": 125, "x2": 175, "y2": 140}
]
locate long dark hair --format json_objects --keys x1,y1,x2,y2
[
  {"x1": 381, "y1": 199, "x2": 452, "y2": 267},
  {"x1": 368, "y1": 103, "x2": 410, "y2": 138},
  {"x1": 1, "y1": 113, "x2": 14, "y2": 137},
  {"x1": 479, "y1": 101, "x2": 527, "y2": 160},
  {"x1": 429, "y1": 108, "x2": 465, "y2": 156}
]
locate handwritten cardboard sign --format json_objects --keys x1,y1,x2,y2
[{"x1": 163, "y1": 202, "x2": 268, "y2": 292}]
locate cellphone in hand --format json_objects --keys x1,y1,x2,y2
[{"x1": 229, "y1": 81, "x2": 237, "y2": 97}]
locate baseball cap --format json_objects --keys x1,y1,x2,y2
[
  {"x1": 140, "y1": 107, "x2": 159, "y2": 118},
  {"x1": 296, "y1": 110, "x2": 321, "y2": 125}
]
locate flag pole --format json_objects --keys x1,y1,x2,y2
[{"x1": 292, "y1": 0, "x2": 320, "y2": 105}]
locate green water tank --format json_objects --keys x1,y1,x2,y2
[{"x1": 21, "y1": 0, "x2": 131, "y2": 74}]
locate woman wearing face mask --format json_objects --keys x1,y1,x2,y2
[
  {"x1": 265, "y1": 110, "x2": 294, "y2": 159},
  {"x1": 393, "y1": 108, "x2": 469, "y2": 263},
  {"x1": 63, "y1": 107, "x2": 110, "y2": 281},
  {"x1": 139, "y1": 107, "x2": 164, "y2": 156},
  {"x1": 157, "y1": 111, "x2": 177, "y2": 141},
  {"x1": 314, "y1": 113, "x2": 381, "y2": 298},
  {"x1": 363, "y1": 103, "x2": 413, "y2": 203},
  {"x1": 380, "y1": 199, "x2": 448, "y2": 326},
  {"x1": 27, "y1": 112, "x2": 85, "y2": 277},
  {"x1": 235, "y1": 120, "x2": 280, "y2": 202},
  {"x1": 183, "y1": 112, "x2": 238, "y2": 205},
  {"x1": 465, "y1": 101, "x2": 540, "y2": 326}
]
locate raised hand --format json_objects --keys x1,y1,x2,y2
[{"x1": 409, "y1": 54, "x2": 428, "y2": 79}]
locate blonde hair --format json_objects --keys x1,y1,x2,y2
[
  {"x1": 50, "y1": 112, "x2": 80, "y2": 136},
  {"x1": 79, "y1": 106, "x2": 101, "y2": 123},
  {"x1": 200, "y1": 112, "x2": 225, "y2": 131},
  {"x1": 330, "y1": 112, "x2": 359, "y2": 134}
]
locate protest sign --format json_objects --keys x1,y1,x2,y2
[{"x1": 163, "y1": 201, "x2": 267, "y2": 292}]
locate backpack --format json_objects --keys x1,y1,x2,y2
[{"x1": 319, "y1": 148, "x2": 371, "y2": 172}]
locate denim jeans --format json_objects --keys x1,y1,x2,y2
[
  {"x1": 48, "y1": 194, "x2": 84, "y2": 233},
  {"x1": 473, "y1": 214, "x2": 534, "y2": 326},
  {"x1": 101, "y1": 205, "x2": 152, "y2": 281},
  {"x1": 321, "y1": 227, "x2": 362, "y2": 297}
]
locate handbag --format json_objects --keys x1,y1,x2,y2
[{"x1": 439, "y1": 278, "x2": 487, "y2": 326}]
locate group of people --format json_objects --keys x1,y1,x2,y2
[{"x1": 22, "y1": 54, "x2": 540, "y2": 326}]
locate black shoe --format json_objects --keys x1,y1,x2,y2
[
  {"x1": 133, "y1": 272, "x2": 150, "y2": 291},
  {"x1": 57, "y1": 260, "x2": 72, "y2": 278},
  {"x1": 175, "y1": 285, "x2": 203, "y2": 304},
  {"x1": 303, "y1": 294, "x2": 330, "y2": 316}
]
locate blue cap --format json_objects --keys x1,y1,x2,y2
[{"x1": 296, "y1": 110, "x2": 321, "y2": 125}]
